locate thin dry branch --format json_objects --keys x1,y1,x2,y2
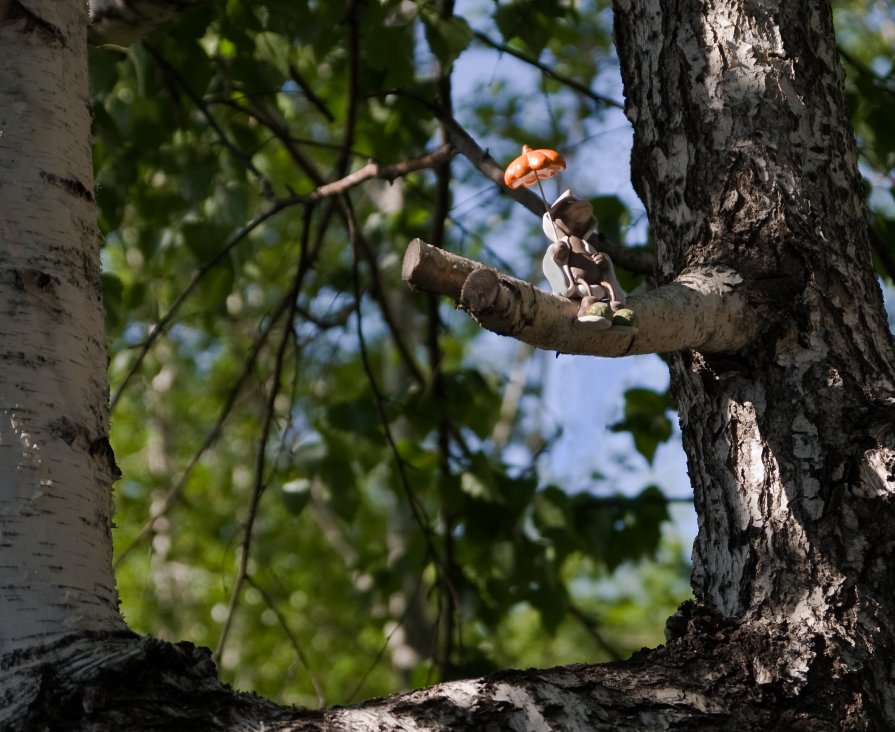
[
  {"x1": 403, "y1": 238, "x2": 761, "y2": 356},
  {"x1": 246, "y1": 576, "x2": 327, "y2": 708},
  {"x1": 113, "y1": 301, "x2": 284, "y2": 568},
  {"x1": 214, "y1": 258, "x2": 302, "y2": 664},
  {"x1": 471, "y1": 30, "x2": 624, "y2": 110},
  {"x1": 307, "y1": 145, "x2": 454, "y2": 202},
  {"x1": 433, "y1": 112, "x2": 656, "y2": 275},
  {"x1": 110, "y1": 198, "x2": 296, "y2": 410}
]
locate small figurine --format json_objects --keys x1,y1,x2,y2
[
  {"x1": 541, "y1": 190, "x2": 635, "y2": 328},
  {"x1": 502, "y1": 144, "x2": 635, "y2": 329}
]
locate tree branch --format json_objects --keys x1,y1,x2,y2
[
  {"x1": 306, "y1": 144, "x2": 454, "y2": 203},
  {"x1": 89, "y1": 0, "x2": 207, "y2": 45},
  {"x1": 470, "y1": 29, "x2": 624, "y2": 110},
  {"x1": 403, "y1": 239, "x2": 760, "y2": 356},
  {"x1": 433, "y1": 112, "x2": 656, "y2": 276}
]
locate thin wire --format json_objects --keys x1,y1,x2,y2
[{"x1": 535, "y1": 175, "x2": 561, "y2": 243}]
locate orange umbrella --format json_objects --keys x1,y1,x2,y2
[
  {"x1": 504, "y1": 144, "x2": 567, "y2": 242},
  {"x1": 503, "y1": 145, "x2": 566, "y2": 189}
]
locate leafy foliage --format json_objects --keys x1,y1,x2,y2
[
  {"x1": 835, "y1": 1, "x2": 895, "y2": 282},
  {"x1": 94, "y1": 0, "x2": 894, "y2": 707},
  {"x1": 610, "y1": 388, "x2": 675, "y2": 465}
]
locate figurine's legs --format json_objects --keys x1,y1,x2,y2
[
  {"x1": 577, "y1": 295, "x2": 612, "y2": 328},
  {"x1": 598, "y1": 281, "x2": 622, "y2": 311},
  {"x1": 598, "y1": 258, "x2": 626, "y2": 310}
]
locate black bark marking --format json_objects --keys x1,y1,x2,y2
[
  {"x1": 40, "y1": 172, "x2": 95, "y2": 204},
  {"x1": 48, "y1": 416, "x2": 79, "y2": 446},
  {"x1": 12, "y1": 269, "x2": 59, "y2": 294},
  {"x1": 90, "y1": 436, "x2": 122, "y2": 480},
  {"x1": 3, "y1": 1, "x2": 67, "y2": 47}
]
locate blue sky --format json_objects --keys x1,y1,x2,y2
[{"x1": 448, "y1": 3, "x2": 697, "y2": 550}]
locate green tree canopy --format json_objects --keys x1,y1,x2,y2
[{"x1": 91, "y1": 0, "x2": 895, "y2": 706}]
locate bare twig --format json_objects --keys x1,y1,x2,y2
[
  {"x1": 214, "y1": 212, "x2": 310, "y2": 663},
  {"x1": 113, "y1": 293, "x2": 292, "y2": 567},
  {"x1": 471, "y1": 30, "x2": 624, "y2": 110},
  {"x1": 288, "y1": 62, "x2": 335, "y2": 122},
  {"x1": 345, "y1": 565, "x2": 427, "y2": 704},
  {"x1": 432, "y1": 110, "x2": 656, "y2": 275},
  {"x1": 353, "y1": 230, "x2": 427, "y2": 384},
  {"x1": 345, "y1": 202, "x2": 461, "y2": 625},
  {"x1": 246, "y1": 576, "x2": 327, "y2": 707},
  {"x1": 306, "y1": 144, "x2": 454, "y2": 202},
  {"x1": 429, "y1": 1, "x2": 461, "y2": 673},
  {"x1": 110, "y1": 199, "x2": 296, "y2": 410}
]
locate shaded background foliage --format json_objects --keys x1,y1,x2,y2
[{"x1": 92, "y1": 0, "x2": 895, "y2": 707}]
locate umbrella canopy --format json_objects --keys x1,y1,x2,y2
[{"x1": 503, "y1": 145, "x2": 566, "y2": 189}]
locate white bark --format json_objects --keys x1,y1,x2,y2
[{"x1": 0, "y1": 0, "x2": 124, "y2": 658}]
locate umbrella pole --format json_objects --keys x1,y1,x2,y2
[{"x1": 536, "y1": 176, "x2": 562, "y2": 242}]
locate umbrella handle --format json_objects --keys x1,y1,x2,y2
[{"x1": 535, "y1": 176, "x2": 562, "y2": 243}]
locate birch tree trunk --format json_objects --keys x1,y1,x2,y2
[
  {"x1": 4, "y1": 0, "x2": 895, "y2": 729},
  {"x1": 0, "y1": 0, "x2": 124, "y2": 659}
]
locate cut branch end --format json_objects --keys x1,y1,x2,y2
[{"x1": 403, "y1": 239, "x2": 764, "y2": 357}]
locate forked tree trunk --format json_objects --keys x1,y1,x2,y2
[
  {"x1": 3, "y1": 0, "x2": 894, "y2": 729},
  {"x1": 615, "y1": 0, "x2": 895, "y2": 722}
]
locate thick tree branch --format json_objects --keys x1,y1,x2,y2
[
  {"x1": 403, "y1": 238, "x2": 760, "y2": 356},
  {"x1": 15, "y1": 616, "x2": 855, "y2": 730}
]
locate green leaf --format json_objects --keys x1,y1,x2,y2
[
  {"x1": 197, "y1": 261, "x2": 235, "y2": 311},
  {"x1": 494, "y1": 0, "x2": 568, "y2": 56},
  {"x1": 610, "y1": 387, "x2": 675, "y2": 464},
  {"x1": 277, "y1": 478, "x2": 312, "y2": 516},
  {"x1": 421, "y1": 11, "x2": 472, "y2": 67},
  {"x1": 293, "y1": 441, "x2": 327, "y2": 470},
  {"x1": 320, "y1": 453, "x2": 358, "y2": 520},
  {"x1": 442, "y1": 369, "x2": 501, "y2": 440},
  {"x1": 460, "y1": 468, "x2": 503, "y2": 504},
  {"x1": 225, "y1": 0, "x2": 263, "y2": 31},
  {"x1": 181, "y1": 222, "x2": 231, "y2": 263},
  {"x1": 528, "y1": 574, "x2": 569, "y2": 634},
  {"x1": 326, "y1": 393, "x2": 382, "y2": 438},
  {"x1": 591, "y1": 195, "x2": 628, "y2": 246},
  {"x1": 565, "y1": 487, "x2": 670, "y2": 570},
  {"x1": 360, "y1": 7, "x2": 415, "y2": 89},
  {"x1": 89, "y1": 48, "x2": 121, "y2": 96}
]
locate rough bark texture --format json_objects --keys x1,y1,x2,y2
[
  {"x1": 0, "y1": 0, "x2": 125, "y2": 659},
  {"x1": 3, "y1": 616, "x2": 873, "y2": 730},
  {"x1": 614, "y1": 0, "x2": 895, "y2": 724},
  {"x1": 404, "y1": 238, "x2": 761, "y2": 356}
]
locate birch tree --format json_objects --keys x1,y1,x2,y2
[{"x1": 3, "y1": 0, "x2": 895, "y2": 729}]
